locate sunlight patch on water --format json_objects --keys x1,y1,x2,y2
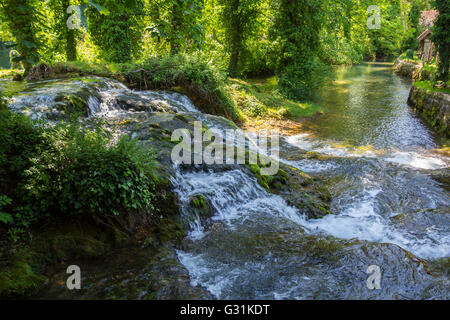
[{"x1": 385, "y1": 151, "x2": 448, "y2": 170}]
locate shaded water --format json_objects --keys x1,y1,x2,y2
[{"x1": 2, "y1": 63, "x2": 449, "y2": 299}]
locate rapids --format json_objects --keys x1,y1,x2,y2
[{"x1": 2, "y1": 62, "x2": 448, "y2": 299}]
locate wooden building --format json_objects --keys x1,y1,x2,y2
[{"x1": 417, "y1": 10, "x2": 439, "y2": 64}]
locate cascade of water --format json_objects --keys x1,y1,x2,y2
[{"x1": 4, "y1": 71, "x2": 449, "y2": 299}]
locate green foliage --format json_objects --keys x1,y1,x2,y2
[
  {"x1": 0, "y1": 109, "x2": 158, "y2": 237},
  {"x1": 216, "y1": 0, "x2": 263, "y2": 76},
  {"x1": 148, "y1": 0, "x2": 205, "y2": 55},
  {"x1": 366, "y1": 0, "x2": 405, "y2": 59},
  {"x1": 26, "y1": 124, "x2": 157, "y2": 217},
  {"x1": 318, "y1": 0, "x2": 368, "y2": 65},
  {"x1": 0, "y1": 195, "x2": 13, "y2": 224},
  {"x1": 406, "y1": 49, "x2": 415, "y2": 60},
  {"x1": 228, "y1": 77, "x2": 323, "y2": 120},
  {"x1": 271, "y1": 0, "x2": 328, "y2": 100},
  {"x1": 0, "y1": 110, "x2": 44, "y2": 232},
  {"x1": 47, "y1": 0, "x2": 81, "y2": 61},
  {"x1": 414, "y1": 80, "x2": 450, "y2": 94},
  {"x1": 87, "y1": 0, "x2": 144, "y2": 63},
  {"x1": 431, "y1": 0, "x2": 450, "y2": 82},
  {"x1": 0, "y1": 0, "x2": 44, "y2": 73}
]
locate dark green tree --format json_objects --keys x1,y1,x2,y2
[
  {"x1": 86, "y1": 0, "x2": 144, "y2": 63},
  {"x1": 217, "y1": 0, "x2": 263, "y2": 77},
  {"x1": 48, "y1": 0, "x2": 80, "y2": 61},
  {"x1": 271, "y1": 0, "x2": 326, "y2": 100},
  {"x1": 0, "y1": 0, "x2": 43, "y2": 74},
  {"x1": 149, "y1": 0, "x2": 204, "y2": 55},
  {"x1": 432, "y1": 0, "x2": 450, "y2": 82}
]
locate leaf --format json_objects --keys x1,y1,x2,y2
[
  {"x1": 19, "y1": 39, "x2": 37, "y2": 49},
  {"x1": 0, "y1": 212, "x2": 14, "y2": 225},
  {"x1": 88, "y1": 0, "x2": 110, "y2": 16}
]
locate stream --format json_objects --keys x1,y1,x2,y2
[
  {"x1": 175, "y1": 62, "x2": 449, "y2": 299},
  {"x1": 2, "y1": 62, "x2": 449, "y2": 299}
]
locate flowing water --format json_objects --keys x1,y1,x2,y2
[
  {"x1": 2, "y1": 62, "x2": 449, "y2": 299},
  {"x1": 174, "y1": 63, "x2": 450, "y2": 299}
]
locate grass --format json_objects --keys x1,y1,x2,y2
[
  {"x1": 398, "y1": 51, "x2": 422, "y2": 64},
  {"x1": 0, "y1": 69, "x2": 22, "y2": 79},
  {"x1": 228, "y1": 76, "x2": 323, "y2": 121},
  {"x1": 414, "y1": 80, "x2": 450, "y2": 95}
]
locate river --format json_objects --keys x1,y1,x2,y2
[
  {"x1": 2, "y1": 62, "x2": 449, "y2": 299},
  {"x1": 175, "y1": 62, "x2": 449, "y2": 299}
]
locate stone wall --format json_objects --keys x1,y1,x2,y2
[
  {"x1": 393, "y1": 58, "x2": 421, "y2": 79},
  {"x1": 407, "y1": 85, "x2": 450, "y2": 137}
]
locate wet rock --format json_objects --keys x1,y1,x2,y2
[
  {"x1": 247, "y1": 162, "x2": 333, "y2": 219},
  {"x1": 36, "y1": 245, "x2": 213, "y2": 300},
  {"x1": 114, "y1": 93, "x2": 174, "y2": 113},
  {"x1": 393, "y1": 59, "x2": 421, "y2": 79},
  {"x1": 188, "y1": 194, "x2": 215, "y2": 222}
]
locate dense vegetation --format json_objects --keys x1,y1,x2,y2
[
  {"x1": 0, "y1": 109, "x2": 157, "y2": 241},
  {"x1": 0, "y1": 0, "x2": 448, "y2": 299},
  {"x1": 431, "y1": 0, "x2": 449, "y2": 82}
]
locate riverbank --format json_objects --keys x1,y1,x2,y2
[
  {"x1": 393, "y1": 58, "x2": 422, "y2": 79},
  {"x1": 393, "y1": 57, "x2": 450, "y2": 138},
  {"x1": 1, "y1": 59, "x2": 325, "y2": 129}
]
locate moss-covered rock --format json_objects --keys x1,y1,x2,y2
[
  {"x1": 0, "y1": 248, "x2": 46, "y2": 298},
  {"x1": 188, "y1": 194, "x2": 214, "y2": 223},
  {"x1": 393, "y1": 58, "x2": 421, "y2": 79}
]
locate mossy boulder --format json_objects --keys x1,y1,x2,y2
[
  {"x1": 0, "y1": 248, "x2": 47, "y2": 298},
  {"x1": 249, "y1": 162, "x2": 333, "y2": 219},
  {"x1": 188, "y1": 194, "x2": 214, "y2": 222}
]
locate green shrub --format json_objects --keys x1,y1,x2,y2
[
  {"x1": 277, "y1": 57, "x2": 330, "y2": 101},
  {"x1": 121, "y1": 54, "x2": 243, "y2": 122},
  {"x1": 405, "y1": 49, "x2": 415, "y2": 60},
  {"x1": 0, "y1": 110, "x2": 43, "y2": 197},
  {"x1": 25, "y1": 123, "x2": 157, "y2": 218}
]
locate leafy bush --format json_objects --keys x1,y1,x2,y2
[
  {"x1": 86, "y1": 0, "x2": 144, "y2": 63},
  {"x1": 26, "y1": 123, "x2": 157, "y2": 218},
  {"x1": 0, "y1": 110, "x2": 44, "y2": 234},
  {"x1": 431, "y1": 0, "x2": 450, "y2": 82},
  {"x1": 0, "y1": 110, "x2": 43, "y2": 196},
  {"x1": 405, "y1": 49, "x2": 415, "y2": 60},
  {"x1": 277, "y1": 57, "x2": 329, "y2": 101},
  {"x1": 120, "y1": 54, "x2": 243, "y2": 122},
  {"x1": 0, "y1": 109, "x2": 157, "y2": 237}
]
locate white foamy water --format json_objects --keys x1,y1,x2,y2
[
  {"x1": 386, "y1": 151, "x2": 448, "y2": 170},
  {"x1": 285, "y1": 133, "x2": 448, "y2": 170}
]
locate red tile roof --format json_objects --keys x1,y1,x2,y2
[
  {"x1": 418, "y1": 28, "x2": 432, "y2": 41},
  {"x1": 419, "y1": 10, "x2": 439, "y2": 28}
]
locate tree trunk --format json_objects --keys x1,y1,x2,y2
[
  {"x1": 64, "y1": 0, "x2": 77, "y2": 61},
  {"x1": 170, "y1": 0, "x2": 183, "y2": 55},
  {"x1": 227, "y1": 0, "x2": 242, "y2": 77},
  {"x1": 66, "y1": 29, "x2": 77, "y2": 61}
]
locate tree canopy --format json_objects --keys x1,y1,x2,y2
[{"x1": 1, "y1": 0, "x2": 447, "y2": 93}]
